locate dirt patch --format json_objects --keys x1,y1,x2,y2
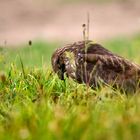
[{"x1": 0, "y1": 0, "x2": 140, "y2": 46}]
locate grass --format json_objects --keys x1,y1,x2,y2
[
  {"x1": 0, "y1": 41, "x2": 59, "y2": 71},
  {"x1": 0, "y1": 34, "x2": 140, "y2": 140}
]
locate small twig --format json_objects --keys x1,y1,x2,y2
[
  {"x1": 82, "y1": 24, "x2": 86, "y2": 42},
  {"x1": 19, "y1": 54, "x2": 26, "y2": 79},
  {"x1": 87, "y1": 12, "x2": 90, "y2": 41},
  {"x1": 82, "y1": 13, "x2": 91, "y2": 94}
]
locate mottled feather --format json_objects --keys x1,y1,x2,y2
[{"x1": 51, "y1": 41, "x2": 140, "y2": 93}]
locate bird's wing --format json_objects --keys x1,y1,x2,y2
[
  {"x1": 81, "y1": 43, "x2": 140, "y2": 73},
  {"x1": 84, "y1": 54, "x2": 132, "y2": 72}
]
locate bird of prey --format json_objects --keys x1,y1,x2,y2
[{"x1": 51, "y1": 40, "x2": 140, "y2": 93}]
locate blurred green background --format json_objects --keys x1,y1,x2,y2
[{"x1": 0, "y1": 34, "x2": 140, "y2": 71}]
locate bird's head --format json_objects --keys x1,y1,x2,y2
[{"x1": 51, "y1": 48, "x2": 66, "y2": 80}]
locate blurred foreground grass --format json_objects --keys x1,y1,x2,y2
[{"x1": 0, "y1": 34, "x2": 140, "y2": 140}]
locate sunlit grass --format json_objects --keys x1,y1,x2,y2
[
  {"x1": 0, "y1": 41, "x2": 59, "y2": 71},
  {"x1": 0, "y1": 34, "x2": 140, "y2": 140}
]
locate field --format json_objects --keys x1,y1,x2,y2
[{"x1": 0, "y1": 34, "x2": 140, "y2": 140}]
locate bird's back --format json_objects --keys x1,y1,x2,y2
[{"x1": 52, "y1": 40, "x2": 140, "y2": 93}]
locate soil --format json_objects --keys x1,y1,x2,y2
[{"x1": 0, "y1": 0, "x2": 140, "y2": 46}]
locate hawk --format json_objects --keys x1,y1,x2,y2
[{"x1": 51, "y1": 40, "x2": 140, "y2": 93}]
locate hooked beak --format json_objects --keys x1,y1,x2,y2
[{"x1": 57, "y1": 70, "x2": 64, "y2": 80}]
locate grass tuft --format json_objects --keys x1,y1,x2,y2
[{"x1": 0, "y1": 35, "x2": 140, "y2": 139}]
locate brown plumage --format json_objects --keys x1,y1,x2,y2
[{"x1": 51, "y1": 40, "x2": 140, "y2": 93}]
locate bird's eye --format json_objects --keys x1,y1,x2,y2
[{"x1": 78, "y1": 53, "x2": 81, "y2": 56}]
